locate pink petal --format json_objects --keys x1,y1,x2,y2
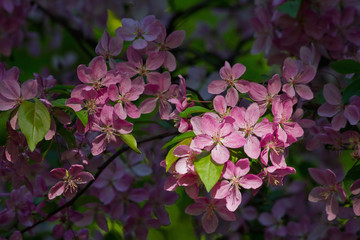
[
  {"x1": 323, "y1": 83, "x2": 342, "y2": 105},
  {"x1": 231, "y1": 63, "x2": 246, "y2": 79},
  {"x1": 202, "y1": 115, "x2": 220, "y2": 137},
  {"x1": 48, "y1": 181, "x2": 65, "y2": 200},
  {"x1": 132, "y1": 38, "x2": 147, "y2": 50},
  {"x1": 225, "y1": 87, "x2": 239, "y2": 107},
  {"x1": 213, "y1": 95, "x2": 227, "y2": 115},
  {"x1": 308, "y1": 168, "x2": 337, "y2": 186},
  {"x1": 114, "y1": 102, "x2": 127, "y2": 120},
  {"x1": 223, "y1": 161, "x2": 236, "y2": 179},
  {"x1": 298, "y1": 65, "x2": 316, "y2": 84},
  {"x1": 201, "y1": 210, "x2": 219, "y2": 234},
  {"x1": 90, "y1": 56, "x2": 107, "y2": 81},
  {"x1": 91, "y1": 134, "x2": 107, "y2": 156},
  {"x1": 212, "y1": 181, "x2": 231, "y2": 199},
  {"x1": 245, "y1": 103, "x2": 260, "y2": 127},
  {"x1": 282, "y1": 58, "x2": 298, "y2": 81},
  {"x1": 211, "y1": 143, "x2": 230, "y2": 164},
  {"x1": 21, "y1": 80, "x2": 38, "y2": 100},
  {"x1": 50, "y1": 168, "x2": 67, "y2": 179},
  {"x1": 325, "y1": 193, "x2": 338, "y2": 221},
  {"x1": 234, "y1": 158, "x2": 250, "y2": 177},
  {"x1": 331, "y1": 112, "x2": 347, "y2": 130},
  {"x1": 222, "y1": 132, "x2": 246, "y2": 148},
  {"x1": 240, "y1": 174, "x2": 262, "y2": 189},
  {"x1": 68, "y1": 164, "x2": 84, "y2": 177},
  {"x1": 208, "y1": 80, "x2": 227, "y2": 94},
  {"x1": 166, "y1": 30, "x2": 185, "y2": 48},
  {"x1": 74, "y1": 172, "x2": 94, "y2": 184},
  {"x1": 318, "y1": 103, "x2": 340, "y2": 117},
  {"x1": 138, "y1": 98, "x2": 158, "y2": 114},
  {"x1": 234, "y1": 80, "x2": 249, "y2": 93},
  {"x1": 125, "y1": 102, "x2": 140, "y2": 119},
  {"x1": 282, "y1": 83, "x2": 296, "y2": 98},
  {"x1": 268, "y1": 74, "x2": 281, "y2": 96},
  {"x1": 295, "y1": 84, "x2": 313, "y2": 100},
  {"x1": 344, "y1": 105, "x2": 360, "y2": 125},
  {"x1": 248, "y1": 82, "x2": 267, "y2": 101},
  {"x1": 244, "y1": 135, "x2": 260, "y2": 159},
  {"x1": 350, "y1": 179, "x2": 360, "y2": 195},
  {"x1": 175, "y1": 158, "x2": 189, "y2": 174},
  {"x1": 193, "y1": 135, "x2": 213, "y2": 149},
  {"x1": 225, "y1": 187, "x2": 242, "y2": 212}
]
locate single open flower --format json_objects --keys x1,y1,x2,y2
[{"x1": 48, "y1": 165, "x2": 94, "y2": 200}]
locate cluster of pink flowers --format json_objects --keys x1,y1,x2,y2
[
  {"x1": 0, "y1": 5, "x2": 360, "y2": 240},
  {"x1": 251, "y1": 0, "x2": 360, "y2": 63}
]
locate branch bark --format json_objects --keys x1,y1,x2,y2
[{"x1": 21, "y1": 131, "x2": 177, "y2": 234}]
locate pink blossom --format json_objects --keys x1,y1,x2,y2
[
  {"x1": 108, "y1": 76, "x2": 144, "y2": 119},
  {"x1": 116, "y1": 46, "x2": 163, "y2": 80},
  {"x1": 318, "y1": 83, "x2": 360, "y2": 131},
  {"x1": 248, "y1": 74, "x2": 281, "y2": 115},
  {"x1": 282, "y1": 57, "x2": 316, "y2": 100},
  {"x1": 138, "y1": 72, "x2": 174, "y2": 120},
  {"x1": 0, "y1": 66, "x2": 38, "y2": 111},
  {"x1": 208, "y1": 61, "x2": 249, "y2": 107},
  {"x1": 212, "y1": 159, "x2": 262, "y2": 212},
  {"x1": 90, "y1": 105, "x2": 133, "y2": 155},
  {"x1": 350, "y1": 178, "x2": 360, "y2": 216},
  {"x1": 185, "y1": 197, "x2": 236, "y2": 233},
  {"x1": 115, "y1": 15, "x2": 161, "y2": 50},
  {"x1": 95, "y1": 30, "x2": 123, "y2": 57},
  {"x1": 230, "y1": 103, "x2": 273, "y2": 159},
  {"x1": 193, "y1": 114, "x2": 245, "y2": 164},
  {"x1": 77, "y1": 56, "x2": 120, "y2": 90},
  {"x1": 260, "y1": 131, "x2": 286, "y2": 167},
  {"x1": 272, "y1": 97, "x2": 304, "y2": 145},
  {"x1": 48, "y1": 165, "x2": 94, "y2": 200},
  {"x1": 308, "y1": 168, "x2": 346, "y2": 221},
  {"x1": 153, "y1": 24, "x2": 185, "y2": 71},
  {"x1": 258, "y1": 166, "x2": 296, "y2": 187}
]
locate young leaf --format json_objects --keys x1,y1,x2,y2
[
  {"x1": 51, "y1": 99, "x2": 68, "y2": 108},
  {"x1": 162, "y1": 131, "x2": 196, "y2": 150},
  {"x1": 277, "y1": 0, "x2": 301, "y2": 18},
  {"x1": 166, "y1": 138, "x2": 192, "y2": 171},
  {"x1": 178, "y1": 106, "x2": 211, "y2": 118},
  {"x1": 194, "y1": 151, "x2": 224, "y2": 192},
  {"x1": 0, "y1": 110, "x2": 12, "y2": 145},
  {"x1": 331, "y1": 59, "x2": 360, "y2": 74},
  {"x1": 75, "y1": 110, "x2": 88, "y2": 127},
  {"x1": 18, "y1": 100, "x2": 51, "y2": 152},
  {"x1": 120, "y1": 134, "x2": 141, "y2": 154}
]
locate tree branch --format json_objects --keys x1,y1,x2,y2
[
  {"x1": 33, "y1": 1, "x2": 97, "y2": 59},
  {"x1": 21, "y1": 131, "x2": 177, "y2": 234}
]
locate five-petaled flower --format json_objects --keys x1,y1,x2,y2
[{"x1": 48, "y1": 165, "x2": 94, "y2": 200}]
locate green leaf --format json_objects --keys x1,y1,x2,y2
[
  {"x1": 166, "y1": 138, "x2": 192, "y2": 171},
  {"x1": 277, "y1": 0, "x2": 301, "y2": 18},
  {"x1": 331, "y1": 59, "x2": 360, "y2": 74},
  {"x1": 0, "y1": 110, "x2": 12, "y2": 145},
  {"x1": 343, "y1": 163, "x2": 360, "y2": 193},
  {"x1": 162, "y1": 131, "x2": 196, "y2": 150},
  {"x1": 178, "y1": 106, "x2": 211, "y2": 118},
  {"x1": 51, "y1": 98, "x2": 68, "y2": 108},
  {"x1": 120, "y1": 134, "x2": 141, "y2": 154},
  {"x1": 18, "y1": 100, "x2": 51, "y2": 152},
  {"x1": 194, "y1": 151, "x2": 224, "y2": 192},
  {"x1": 342, "y1": 76, "x2": 360, "y2": 103},
  {"x1": 75, "y1": 110, "x2": 88, "y2": 127}
]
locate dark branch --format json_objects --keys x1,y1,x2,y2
[{"x1": 21, "y1": 131, "x2": 177, "y2": 234}]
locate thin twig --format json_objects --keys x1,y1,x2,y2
[
  {"x1": 33, "y1": 1, "x2": 97, "y2": 59},
  {"x1": 21, "y1": 131, "x2": 177, "y2": 234}
]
